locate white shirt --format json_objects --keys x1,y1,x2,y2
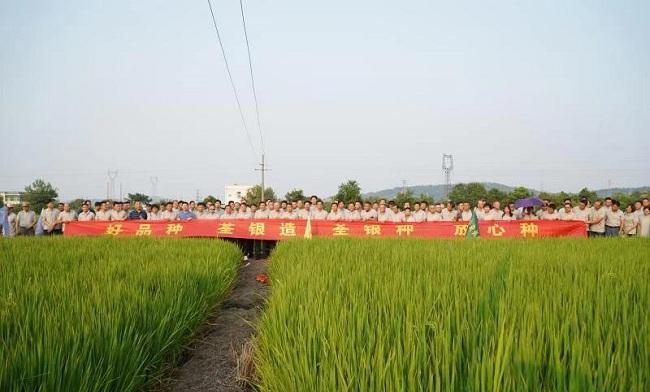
[
  {"x1": 426, "y1": 212, "x2": 442, "y2": 222},
  {"x1": 326, "y1": 211, "x2": 344, "y2": 221},
  {"x1": 78, "y1": 211, "x2": 95, "y2": 221},
  {"x1": 484, "y1": 209, "x2": 503, "y2": 221},
  {"x1": 268, "y1": 210, "x2": 282, "y2": 219},
  {"x1": 95, "y1": 210, "x2": 111, "y2": 221},
  {"x1": 310, "y1": 209, "x2": 328, "y2": 220},
  {"x1": 110, "y1": 210, "x2": 127, "y2": 221},
  {"x1": 389, "y1": 211, "x2": 404, "y2": 223},
  {"x1": 161, "y1": 210, "x2": 177, "y2": 220},
  {"x1": 460, "y1": 211, "x2": 472, "y2": 222},
  {"x1": 147, "y1": 212, "x2": 163, "y2": 221},
  {"x1": 346, "y1": 210, "x2": 362, "y2": 221},
  {"x1": 41, "y1": 208, "x2": 60, "y2": 229},
  {"x1": 254, "y1": 209, "x2": 270, "y2": 219},
  {"x1": 281, "y1": 211, "x2": 299, "y2": 220},
  {"x1": 360, "y1": 209, "x2": 378, "y2": 221},
  {"x1": 588, "y1": 208, "x2": 606, "y2": 233},
  {"x1": 441, "y1": 209, "x2": 457, "y2": 221},
  {"x1": 58, "y1": 211, "x2": 77, "y2": 223},
  {"x1": 413, "y1": 210, "x2": 427, "y2": 223},
  {"x1": 236, "y1": 211, "x2": 252, "y2": 219},
  {"x1": 605, "y1": 209, "x2": 623, "y2": 227}
]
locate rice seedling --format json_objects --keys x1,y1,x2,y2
[
  {"x1": 255, "y1": 238, "x2": 650, "y2": 392},
  {"x1": 0, "y1": 237, "x2": 241, "y2": 392}
]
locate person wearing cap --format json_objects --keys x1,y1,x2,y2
[
  {"x1": 587, "y1": 200, "x2": 606, "y2": 237},
  {"x1": 16, "y1": 202, "x2": 36, "y2": 235}
]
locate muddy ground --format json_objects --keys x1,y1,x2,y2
[{"x1": 163, "y1": 258, "x2": 270, "y2": 392}]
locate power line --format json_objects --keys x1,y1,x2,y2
[
  {"x1": 238, "y1": 0, "x2": 265, "y2": 153},
  {"x1": 206, "y1": 0, "x2": 257, "y2": 161}
]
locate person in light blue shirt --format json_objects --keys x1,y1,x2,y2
[{"x1": 177, "y1": 201, "x2": 197, "y2": 221}]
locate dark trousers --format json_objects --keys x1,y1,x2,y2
[
  {"x1": 588, "y1": 231, "x2": 605, "y2": 238},
  {"x1": 17, "y1": 227, "x2": 35, "y2": 236}
]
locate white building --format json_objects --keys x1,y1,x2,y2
[
  {"x1": 0, "y1": 191, "x2": 23, "y2": 206},
  {"x1": 224, "y1": 184, "x2": 253, "y2": 204}
]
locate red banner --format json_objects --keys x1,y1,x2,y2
[{"x1": 63, "y1": 219, "x2": 586, "y2": 239}]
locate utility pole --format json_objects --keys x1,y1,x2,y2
[
  {"x1": 150, "y1": 177, "x2": 158, "y2": 200},
  {"x1": 107, "y1": 170, "x2": 118, "y2": 200},
  {"x1": 402, "y1": 179, "x2": 407, "y2": 194},
  {"x1": 119, "y1": 183, "x2": 123, "y2": 201},
  {"x1": 255, "y1": 153, "x2": 271, "y2": 203},
  {"x1": 442, "y1": 154, "x2": 454, "y2": 199}
]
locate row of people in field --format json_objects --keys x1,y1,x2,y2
[{"x1": 5, "y1": 195, "x2": 650, "y2": 237}]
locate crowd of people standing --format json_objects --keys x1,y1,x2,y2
[{"x1": 2, "y1": 194, "x2": 649, "y2": 238}]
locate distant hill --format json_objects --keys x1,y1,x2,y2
[
  {"x1": 362, "y1": 182, "x2": 517, "y2": 201},
  {"x1": 363, "y1": 183, "x2": 649, "y2": 201},
  {"x1": 593, "y1": 187, "x2": 650, "y2": 198}
]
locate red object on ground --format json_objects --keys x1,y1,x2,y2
[{"x1": 256, "y1": 274, "x2": 269, "y2": 284}]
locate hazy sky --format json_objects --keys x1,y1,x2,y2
[{"x1": 1, "y1": 0, "x2": 648, "y2": 201}]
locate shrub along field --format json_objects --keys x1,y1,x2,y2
[
  {"x1": 0, "y1": 237, "x2": 241, "y2": 392},
  {"x1": 256, "y1": 238, "x2": 650, "y2": 392}
]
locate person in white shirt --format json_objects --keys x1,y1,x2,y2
[
  {"x1": 426, "y1": 204, "x2": 442, "y2": 222},
  {"x1": 268, "y1": 202, "x2": 282, "y2": 219},
  {"x1": 520, "y1": 207, "x2": 538, "y2": 220},
  {"x1": 621, "y1": 204, "x2": 640, "y2": 236},
  {"x1": 297, "y1": 201, "x2": 311, "y2": 219},
  {"x1": 326, "y1": 203, "x2": 344, "y2": 221},
  {"x1": 413, "y1": 202, "x2": 427, "y2": 222},
  {"x1": 77, "y1": 204, "x2": 95, "y2": 222},
  {"x1": 632, "y1": 201, "x2": 644, "y2": 220},
  {"x1": 345, "y1": 202, "x2": 361, "y2": 221},
  {"x1": 441, "y1": 202, "x2": 458, "y2": 221},
  {"x1": 110, "y1": 202, "x2": 127, "y2": 221},
  {"x1": 5, "y1": 205, "x2": 17, "y2": 236},
  {"x1": 638, "y1": 206, "x2": 650, "y2": 237},
  {"x1": 377, "y1": 204, "x2": 390, "y2": 223},
  {"x1": 95, "y1": 202, "x2": 111, "y2": 221},
  {"x1": 360, "y1": 202, "x2": 378, "y2": 221},
  {"x1": 459, "y1": 203, "x2": 472, "y2": 222},
  {"x1": 604, "y1": 200, "x2": 624, "y2": 236},
  {"x1": 201, "y1": 205, "x2": 221, "y2": 220},
  {"x1": 485, "y1": 201, "x2": 504, "y2": 221},
  {"x1": 57, "y1": 203, "x2": 77, "y2": 231},
  {"x1": 559, "y1": 203, "x2": 575, "y2": 221},
  {"x1": 235, "y1": 205, "x2": 252, "y2": 219},
  {"x1": 501, "y1": 205, "x2": 516, "y2": 221},
  {"x1": 220, "y1": 205, "x2": 237, "y2": 219},
  {"x1": 540, "y1": 204, "x2": 559, "y2": 220},
  {"x1": 310, "y1": 201, "x2": 328, "y2": 220},
  {"x1": 389, "y1": 205, "x2": 404, "y2": 223},
  {"x1": 404, "y1": 208, "x2": 416, "y2": 223},
  {"x1": 474, "y1": 199, "x2": 486, "y2": 220},
  {"x1": 587, "y1": 200, "x2": 606, "y2": 237},
  {"x1": 573, "y1": 199, "x2": 590, "y2": 224},
  {"x1": 41, "y1": 201, "x2": 61, "y2": 235},
  {"x1": 255, "y1": 202, "x2": 270, "y2": 219},
  {"x1": 148, "y1": 205, "x2": 163, "y2": 220},
  {"x1": 161, "y1": 202, "x2": 178, "y2": 221},
  {"x1": 281, "y1": 204, "x2": 298, "y2": 220}
]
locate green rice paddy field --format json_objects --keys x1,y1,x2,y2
[
  {"x1": 1, "y1": 237, "x2": 648, "y2": 391},
  {"x1": 0, "y1": 237, "x2": 240, "y2": 392},
  {"x1": 255, "y1": 238, "x2": 649, "y2": 392}
]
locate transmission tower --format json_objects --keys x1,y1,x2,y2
[
  {"x1": 150, "y1": 177, "x2": 158, "y2": 199},
  {"x1": 442, "y1": 154, "x2": 454, "y2": 199},
  {"x1": 107, "y1": 170, "x2": 118, "y2": 200}
]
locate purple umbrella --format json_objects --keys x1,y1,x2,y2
[{"x1": 514, "y1": 197, "x2": 544, "y2": 209}]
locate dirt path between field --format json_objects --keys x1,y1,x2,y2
[{"x1": 164, "y1": 258, "x2": 270, "y2": 392}]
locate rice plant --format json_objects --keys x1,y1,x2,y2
[
  {"x1": 255, "y1": 238, "x2": 650, "y2": 392},
  {"x1": 0, "y1": 237, "x2": 241, "y2": 392}
]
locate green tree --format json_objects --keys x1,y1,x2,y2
[
  {"x1": 395, "y1": 189, "x2": 415, "y2": 207},
  {"x1": 508, "y1": 186, "x2": 532, "y2": 201},
  {"x1": 69, "y1": 198, "x2": 85, "y2": 211},
  {"x1": 334, "y1": 180, "x2": 362, "y2": 204},
  {"x1": 487, "y1": 188, "x2": 508, "y2": 204},
  {"x1": 126, "y1": 193, "x2": 152, "y2": 204},
  {"x1": 285, "y1": 189, "x2": 306, "y2": 202},
  {"x1": 23, "y1": 179, "x2": 58, "y2": 212},
  {"x1": 245, "y1": 185, "x2": 276, "y2": 205},
  {"x1": 448, "y1": 183, "x2": 487, "y2": 205},
  {"x1": 417, "y1": 193, "x2": 435, "y2": 205},
  {"x1": 577, "y1": 188, "x2": 597, "y2": 202},
  {"x1": 203, "y1": 195, "x2": 218, "y2": 204}
]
